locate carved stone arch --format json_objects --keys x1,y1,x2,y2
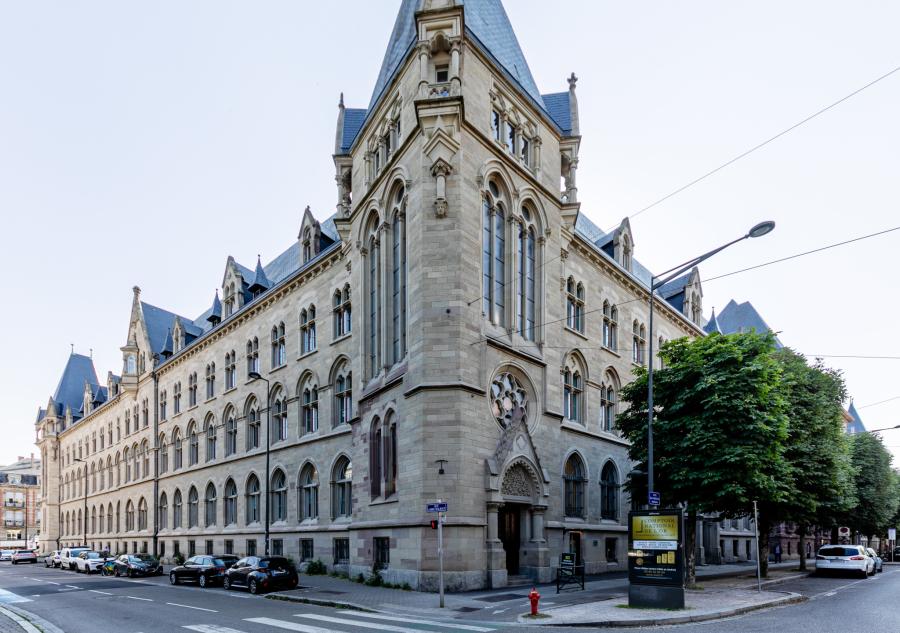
[
  {"x1": 478, "y1": 159, "x2": 516, "y2": 199},
  {"x1": 328, "y1": 354, "x2": 352, "y2": 387},
  {"x1": 429, "y1": 30, "x2": 452, "y2": 54},
  {"x1": 562, "y1": 348, "x2": 589, "y2": 383},
  {"x1": 500, "y1": 456, "x2": 542, "y2": 503},
  {"x1": 355, "y1": 204, "x2": 384, "y2": 248},
  {"x1": 296, "y1": 369, "x2": 320, "y2": 396},
  {"x1": 561, "y1": 448, "x2": 591, "y2": 481},
  {"x1": 602, "y1": 365, "x2": 622, "y2": 390},
  {"x1": 517, "y1": 187, "x2": 548, "y2": 233}
]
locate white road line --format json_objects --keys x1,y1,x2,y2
[
  {"x1": 824, "y1": 592, "x2": 836, "y2": 596},
  {"x1": 167, "y1": 602, "x2": 218, "y2": 612},
  {"x1": 297, "y1": 613, "x2": 449, "y2": 633},
  {"x1": 184, "y1": 625, "x2": 249, "y2": 633},
  {"x1": 245, "y1": 619, "x2": 339, "y2": 633},
  {"x1": 343, "y1": 610, "x2": 496, "y2": 632},
  {"x1": 65, "y1": 585, "x2": 81, "y2": 589},
  {"x1": 46, "y1": 581, "x2": 60, "y2": 585},
  {"x1": 89, "y1": 590, "x2": 113, "y2": 595},
  {"x1": 126, "y1": 596, "x2": 153, "y2": 601}
]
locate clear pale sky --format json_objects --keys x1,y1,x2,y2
[{"x1": 1, "y1": 1, "x2": 898, "y2": 466}]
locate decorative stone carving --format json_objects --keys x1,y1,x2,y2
[
  {"x1": 490, "y1": 372, "x2": 528, "y2": 429},
  {"x1": 501, "y1": 463, "x2": 533, "y2": 498},
  {"x1": 431, "y1": 159, "x2": 452, "y2": 218}
]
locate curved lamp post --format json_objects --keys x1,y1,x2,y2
[{"x1": 248, "y1": 371, "x2": 271, "y2": 556}]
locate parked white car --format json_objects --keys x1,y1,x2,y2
[
  {"x1": 59, "y1": 547, "x2": 89, "y2": 570},
  {"x1": 74, "y1": 551, "x2": 112, "y2": 574},
  {"x1": 815, "y1": 544, "x2": 875, "y2": 578},
  {"x1": 865, "y1": 547, "x2": 883, "y2": 573},
  {"x1": 0, "y1": 550, "x2": 14, "y2": 562},
  {"x1": 45, "y1": 550, "x2": 61, "y2": 568}
]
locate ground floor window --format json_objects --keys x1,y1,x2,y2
[
  {"x1": 733, "y1": 539, "x2": 739, "y2": 558},
  {"x1": 301, "y1": 539, "x2": 314, "y2": 562},
  {"x1": 205, "y1": 540, "x2": 214, "y2": 555},
  {"x1": 605, "y1": 537, "x2": 618, "y2": 562},
  {"x1": 746, "y1": 541, "x2": 751, "y2": 560},
  {"x1": 247, "y1": 539, "x2": 257, "y2": 557},
  {"x1": 142, "y1": 541, "x2": 148, "y2": 554},
  {"x1": 333, "y1": 537, "x2": 349, "y2": 564},
  {"x1": 188, "y1": 540, "x2": 196, "y2": 557},
  {"x1": 225, "y1": 539, "x2": 234, "y2": 555},
  {"x1": 374, "y1": 537, "x2": 390, "y2": 570},
  {"x1": 174, "y1": 541, "x2": 181, "y2": 557},
  {"x1": 159, "y1": 541, "x2": 166, "y2": 558},
  {"x1": 272, "y1": 539, "x2": 284, "y2": 556}
]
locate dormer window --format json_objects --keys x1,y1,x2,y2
[
  {"x1": 302, "y1": 229, "x2": 313, "y2": 263},
  {"x1": 435, "y1": 64, "x2": 449, "y2": 83}
]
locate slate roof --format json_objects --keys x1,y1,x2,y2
[
  {"x1": 141, "y1": 302, "x2": 202, "y2": 356},
  {"x1": 248, "y1": 257, "x2": 271, "y2": 293},
  {"x1": 713, "y1": 299, "x2": 783, "y2": 348},
  {"x1": 574, "y1": 214, "x2": 655, "y2": 289},
  {"x1": 51, "y1": 353, "x2": 98, "y2": 417},
  {"x1": 340, "y1": 108, "x2": 368, "y2": 154},
  {"x1": 542, "y1": 92, "x2": 572, "y2": 135},
  {"x1": 704, "y1": 309, "x2": 723, "y2": 334},
  {"x1": 368, "y1": 0, "x2": 549, "y2": 123},
  {"x1": 846, "y1": 402, "x2": 867, "y2": 434}
]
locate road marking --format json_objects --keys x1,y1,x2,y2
[
  {"x1": 65, "y1": 585, "x2": 81, "y2": 589},
  {"x1": 245, "y1": 619, "x2": 339, "y2": 633},
  {"x1": 297, "y1": 613, "x2": 455, "y2": 633},
  {"x1": 343, "y1": 611, "x2": 496, "y2": 632},
  {"x1": 46, "y1": 581, "x2": 60, "y2": 585},
  {"x1": 167, "y1": 602, "x2": 218, "y2": 612},
  {"x1": 127, "y1": 596, "x2": 153, "y2": 601},
  {"x1": 89, "y1": 590, "x2": 113, "y2": 595},
  {"x1": 492, "y1": 609, "x2": 507, "y2": 614},
  {"x1": 184, "y1": 626, "x2": 249, "y2": 633},
  {"x1": 0, "y1": 588, "x2": 32, "y2": 604},
  {"x1": 824, "y1": 592, "x2": 836, "y2": 596}
]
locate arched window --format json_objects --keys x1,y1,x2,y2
[
  {"x1": 632, "y1": 320, "x2": 646, "y2": 365},
  {"x1": 603, "y1": 302, "x2": 618, "y2": 351},
  {"x1": 482, "y1": 180, "x2": 506, "y2": 325},
  {"x1": 385, "y1": 414, "x2": 397, "y2": 497},
  {"x1": 333, "y1": 284, "x2": 351, "y2": 338},
  {"x1": 246, "y1": 397, "x2": 260, "y2": 450},
  {"x1": 125, "y1": 500, "x2": 135, "y2": 532},
  {"x1": 205, "y1": 416, "x2": 216, "y2": 461},
  {"x1": 601, "y1": 372, "x2": 619, "y2": 432},
  {"x1": 98, "y1": 460, "x2": 104, "y2": 490},
  {"x1": 205, "y1": 483, "x2": 217, "y2": 527},
  {"x1": 173, "y1": 429, "x2": 183, "y2": 470},
  {"x1": 159, "y1": 493, "x2": 168, "y2": 530},
  {"x1": 272, "y1": 388, "x2": 287, "y2": 442},
  {"x1": 107, "y1": 502, "x2": 113, "y2": 533},
  {"x1": 188, "y1": 486, "x2": 199, "y2": 528},
  {"x1": 564, "y1": 454, "x2": 586, "y2": 518},
  {"x1": 173, "y1": 382, "x2": 182, "y2": 414},
  {"x1": 158, "y1": 434, "x2": 168, "y2": 473},
  {"x1": 224, "y1": 479, "x2": 237, "y2": 526},
  {"x1": 369, "y1": 417, "x2": 382, "y2": 498},
  {"x1": 299, "y1": 464, "x2": 318, "y2": 521},
  {"x1": 90, "y1": 463, "x2": 96, "y2": 493},
  {"x1": 123, "y1": 447, "x2": 131, "y2": 482},
  {"x1": 99, "y1": 505, "x2": 105, "y2": 533},
  {"x1": 132, "y1": 442, "x2": 140, "y2": 480},
  {"x1": 332, "y1": 458, "x2": 353, "y2": 518},
  {"x1": 517, "y1": 206, "x2": 537, "y2": 340},
  {"x1": 188, "y1": 422, "x2": 199, "y2": 465},
  {"x1": 173, "y1": 489, "x2": 183, "y2": 528},
  {"x1": 300, "y1": 306, "x2": 317, "y2": 354},
  {"x1": 224, "y1": 407, "x2": 237, "y2": 456},
  {"x1": 141, "y1": 440, "x2": 149, "y2": 478},
  {"x1": 138, "y1": 497, "x2": 148, "y2": 531},
  {"x1": 270, "y1": 469, "x2": 287, "y2": 522},
  {"x1": 246, "y1": 337, "x2": 259, "y2": 376},
  {"x1": 563, "y1": 365, "x2": 583, "y2": 424},
  {"x1": 271, "y1": 322, "x2": 286, "y2": 368},
  {"x1": 225, "y1": 350, "x2": 236, "y2": 390},
  {"x1": 600, "y1": 462, "x2": 619, "y2": 520},
  {"x1": 301, "y1": 380, "x2": 319, "y2": 435},
  {"x1": 91, "y1": 506, "x2": 96, "y2": 534},
  {"x1": 188, "y1": 372, "x2": 198, "y2": 407},
  {"x1": 390, "y1": 186, "x2": 407, "y2": 364},
  {"x1": 333, "y1": 363, "x2": 352, "y2": 427},
  {"x1": 365, "y1": 214, "x2": 381, "y2": 378},
  {"x1": 246, "y1": 475, "x2": 261, "y2": 524}
]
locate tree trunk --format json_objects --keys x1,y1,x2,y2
[
  {"x1": 684, "y1": 509, "x2": 698, "y2": 586},
  {"x1": 758, "y1": 515, "x2": 772, "y2": 578},
  {"x1": 798, "y1": 523, "x2": 807, "y2": 571},
  {"x1": 830, "y1": 525, "x2": 838, "y2": 544}
]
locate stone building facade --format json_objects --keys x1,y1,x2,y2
[
  {"x1": 1, "y1": 471, "x2": 40, "y2": 546},
  {"x1": 34, "y1": 0, "x2": 710, "y2": 590}
]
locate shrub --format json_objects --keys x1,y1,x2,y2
[{"x1": 306, "y1": 559, "x2": 327, "y2": 575}]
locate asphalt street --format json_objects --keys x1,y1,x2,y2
[{"x1": 2, "y1": 561, "x2": 899, "y2": 633}]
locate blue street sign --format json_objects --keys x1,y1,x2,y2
[
  {"x1": 427, "y1": 502, "x2": 449, "y2": 513},
  {"x1": 648, "y1": 491, "x2": 660, "y2": 506}
]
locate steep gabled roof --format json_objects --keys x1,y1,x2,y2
[
  {"x1": 714, "y1": 299, "x2": 783, "y2": 348},
  {"x1": 141, "y1": 302, "x2": 201, "y2": 356},
  {"x1": 339, "y1": 108, "x2": 368, "y2": 154},
  {"x1": 542, "y1": 92, "x2": 572, "y2": 135},
  {"x1": 368, "y1": 0, "x2": 546, "y2": 117},
  {"x1": 51, "y1": 353, "x2": 98, "y2": 417},
  {"x1": 704, "y1": 308, "x2": 723, "y2": 335},
  {"x1": 846, "y1": 402, "x2": 867, "y2": 434}
]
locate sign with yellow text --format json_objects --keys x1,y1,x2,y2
[
  {"x1": 631, "y1": 514, "x2": 679, "y2": 550},
  {"x1": 628, "y1": 509, "x2": 684, "y2": 587}
]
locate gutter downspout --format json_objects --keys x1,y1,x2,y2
[{"x1": 152, "y1": 358, "x2": 159, "y2": 559}]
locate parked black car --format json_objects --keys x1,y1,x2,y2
[
  {"x1": 114, "y1": 553, "x2": 163, "y2": 577},
  {"x1": 223, "y1": 556, "x2": 298, "y2": 594},
  {"x1": 169, "y1": 555, "x2": 239, "y2": 588}
]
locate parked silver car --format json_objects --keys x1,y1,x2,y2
[{"x1": 865, "y1": 547, "x2": 883, "y2": 573}]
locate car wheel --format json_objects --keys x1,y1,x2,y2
[
  {"x1": 114, "y1": 567, "x2": 120, "y2": 577},
  {"x1": 249, "y1": 579, "x2": 259, "y2": 595},
  {"x1": 198, "y1": 574, "x2": 207, "y2": 588},
  {"x1": 169, "y1": 572, "x2": 178, "y2": 585},
  {"x1": 223, "y1": 577, "x2": 231, "y2": 591},
  {"x1": 128, "y1": 569, "x2": 135, "y2": 578}
]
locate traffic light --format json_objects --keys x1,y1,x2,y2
[{"x1": 430, "y1": 519, "x2": 439, "y2": 530}]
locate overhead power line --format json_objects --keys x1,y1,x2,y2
[
  {"x1": 704, "y1": 224, "x2": 900, "y2": 283},
  {"x1": 858, "y1": 395, "x2": 900, "y2": 410},
  {"x1": 618, "y1": 64, "x2": 900, "y2": 228}
]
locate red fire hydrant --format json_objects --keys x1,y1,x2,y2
[{"x1": 529, "y1": 587, "x2": 541, "y2": 616}]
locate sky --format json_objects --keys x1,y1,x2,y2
[{"x1": 1, "y1": 1, "x2": 898, "y2": 467}]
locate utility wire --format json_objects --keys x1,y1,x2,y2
[
  {"x1": 858, "y1": 395, "x2": 900, "y2": 410},
  {"x1": 811, "y1": 355, "x2": 900, "y2": 360},
  {"x1": 617, "y1": 64, "x2": 900, "y2": 228},
  {"x1": 704, "y1": 224, "x2": 900, "y2": 283}
]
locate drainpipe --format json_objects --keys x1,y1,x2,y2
[{"x1": 152, "y1": 357, "x2": 160, "y2": 558}]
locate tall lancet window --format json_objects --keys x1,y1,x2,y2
[
  {"x1": 390, "y1": 186, "x2": 407, "y2": 364},
  {"x1": 365, "y1": 214, "x2": 381, "y2": 378},
  {"x1": 482, "y1": 180, "x2": 506, "y2": 326},
  {"x1": 517, "y1": 206, "x2": 537, "y2": 341}
]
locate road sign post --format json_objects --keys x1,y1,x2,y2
[
  {"x1": 428, "y1": 500, "x2": 448, "y2": 608},
  {"x1": 753, "y1": 500, "x2": 761, "y2": 592},
  {"x1": 648, "y1": 491, "x2": 660, "y2": 507}
]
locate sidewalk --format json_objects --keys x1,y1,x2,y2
[{"x1": 267, "y1": 561, "x2": 804, "y2": 620}]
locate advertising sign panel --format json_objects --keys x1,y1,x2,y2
[{"x1": 628, "y1": 509, "x2": 684, "y2": 588}]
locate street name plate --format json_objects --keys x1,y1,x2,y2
[{"x1": 427, "y1": 502, "x2": 448, "y2": 513}]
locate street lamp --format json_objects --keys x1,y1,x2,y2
[
  {"x1": 73, "y1": 458, "x2": 88, "y2": 548},
  {"x1": 646, "y1": 221, "x2": 775, "y2": 505},
  {"x1": 247, "y1": 371, "x2": 271, "y2": 556}
]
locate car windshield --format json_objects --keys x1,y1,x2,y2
[
  {"x1": 213, "y1": 558, "x2": 233, "y2": 566},
  {"x1": 819, "y1": 546, "x2": 860, "y2": 557},
  {"x1": 85, "y1": 552, "x2": 100, "y2": 559},
  {"x1": 128, "y1": 556, "x2": 144, "y2": 563},
  {"x1": 135, "y1": 554, "x2": 156, "y2": 562}
]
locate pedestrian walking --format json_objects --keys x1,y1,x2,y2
[{"x1": 774, "y1": 543, "x2": 782, "y2": 563}]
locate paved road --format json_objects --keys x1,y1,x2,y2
[{"x1": 2, "y1": 561, "x2": 899, "y2": 633}]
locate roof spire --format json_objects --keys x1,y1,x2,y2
[
  {"x1": 207, "y1": 289, "x2": 223, "y2": 324},
  {"x1": 248, "y1": 255, "x2": 271, "y2": 294}
]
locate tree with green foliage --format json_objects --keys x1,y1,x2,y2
[
  {"x1": 617, "y1": 331, "x2": 790, "y2": 584},
  {"x1": 766, "y1": 350, "x2": 854, "y2": 571},
  {"x1": 845, "y1": 432, "x2": 897, "y2": 543}
]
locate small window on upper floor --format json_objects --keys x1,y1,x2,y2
[
  {"x1": 435, "y1": 64, "x2": 449, "y2": 83},
  {"x1": 491, "y1": 110, "x2": 501, "y2": 142},
  {"x1": 506, "y1": 124, "x2": 516, "y2": 154}
]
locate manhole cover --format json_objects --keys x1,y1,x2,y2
[{"x1": 473, "y1": 593, "x2": 526, "y2": 603}]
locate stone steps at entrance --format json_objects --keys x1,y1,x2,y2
[{"x1": 506, "y1": 574, "x2": 533, "y2": 587}]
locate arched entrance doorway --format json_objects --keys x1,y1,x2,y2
[{"x1": 497, "y1": 459, "x2": 547, "y2": 582}]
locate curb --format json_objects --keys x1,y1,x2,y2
[
  {"x1": 266, "y1": 593, "x2": 378, "y2": 612},
  {"x1": 523, "y1": 592, "x2": 807, "y2": 627},
  {"x1": 0, "y1": 605, "x2": 66, "y2": 633}
]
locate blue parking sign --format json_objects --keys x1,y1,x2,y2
[{"x1": 648, "y1": 491, "x2": 660, "y2": 506}]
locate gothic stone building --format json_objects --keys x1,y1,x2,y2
[{"x1": 35, "y1": 0, "x2": 708, "y2": 590}]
